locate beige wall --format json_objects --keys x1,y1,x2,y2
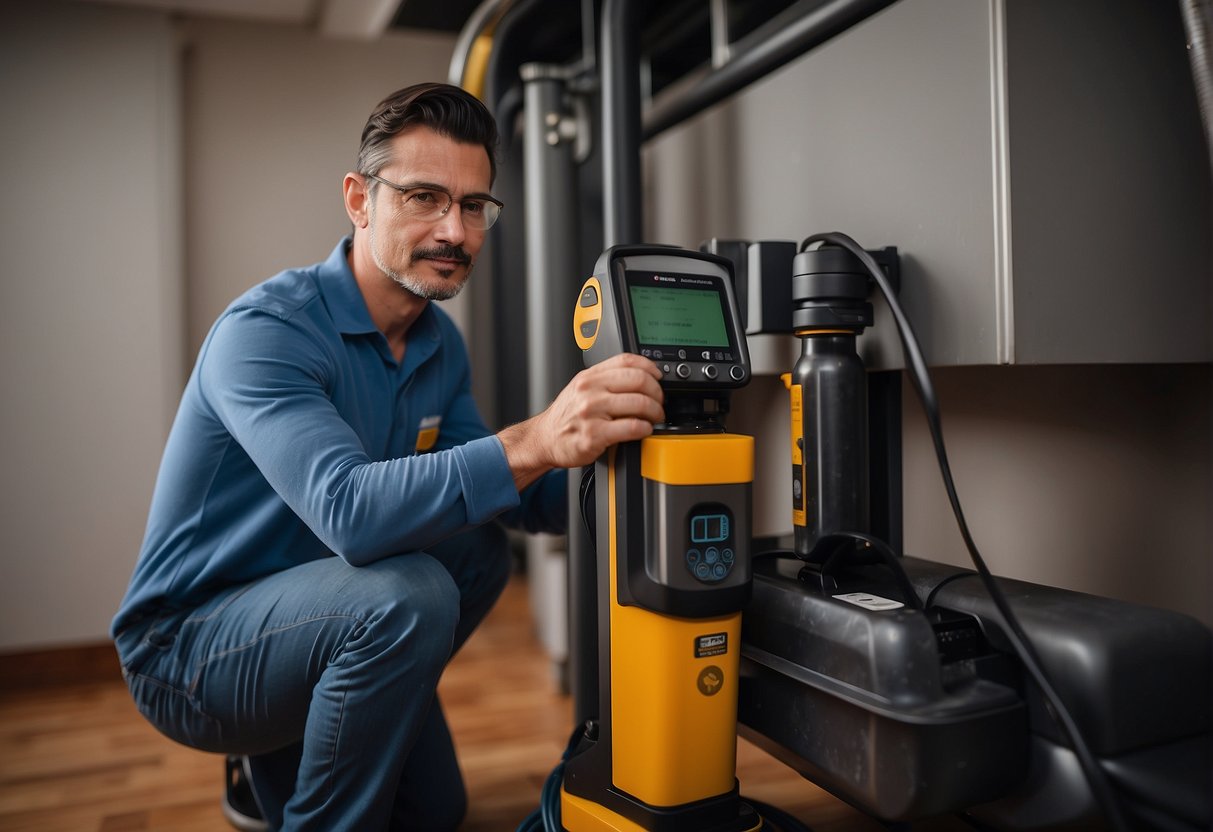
[
  {"x1": 180, "y1": 17, "x2": 462, "y2": 353},
  {"x1": 0, "y1": 2, "x2": 184, "y2": 651},
  {"x1": 902, "y1": 364, "x2": 1211, "y2": 625},
  {"x1": 0, "y1": 1, "x2": 457, "y2": 651}
]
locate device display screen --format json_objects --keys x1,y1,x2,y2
[
  {"x1": 626, "y1": 271, "x2": 732, "y2": 350},
  {"x1": 691, "y1": 513, "x2": 730, "y2": 544}
]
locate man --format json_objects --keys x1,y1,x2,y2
[{"x1": 112, "y1": 82, "x2": 664, "y2": 831}]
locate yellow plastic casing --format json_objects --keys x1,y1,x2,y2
[
  {"x1": 574, "y1": 276, "x2": 603, "y2": 351},
  {"x1": 608, "y1": 434, "x2": 753, "y2": 808},
  {"x1": 561, "y1": 787, "x2": 650, "y2": 831},
  {"x1": 782, "y1": 373, "x2": 805, "y2": 529}
]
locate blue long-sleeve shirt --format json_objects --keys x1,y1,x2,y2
[{"x1": 113, "y1": 239, "x2": 566, "y2": 636}]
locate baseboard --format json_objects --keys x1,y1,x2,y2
[{"x1": 0, "y1": 642, "x2": 122, "y2": 692}]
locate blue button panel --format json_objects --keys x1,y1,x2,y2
[{"x1": 686, "y1": 508, "x2": 736, "y2": 583}]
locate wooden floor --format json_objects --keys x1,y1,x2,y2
[{"x1": 0, "y1": 576, "x2": 970, "y2": 831}]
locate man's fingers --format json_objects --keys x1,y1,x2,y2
[
  {"x1": 600, "y1": 390, "x2": 665, "y2": 424},
  {"x1": 582, "y1": 360, "x2": 664, "y2": 401},
  {"x1": 596, "y1": 415, "x2": 656, "y2": 447},
  {"x1": 596, "y1": 353, "x2": 664, "y2": 384}
]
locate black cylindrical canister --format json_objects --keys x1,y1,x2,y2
[
  {"x1": 791, "y1": 335, "x2": 869, "y2": 558},
  {"x1": 790, "y1": 246, "x2": 872, "y2": 559}
]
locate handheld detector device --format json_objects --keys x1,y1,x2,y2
[
  {"x1": 562, "y1": 245, "x2": 761, "y2": 832},
  {"x1": 575, "y1": 246, "x2": 751, "y2": 395}
]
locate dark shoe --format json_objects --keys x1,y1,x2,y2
[{"x1": 222, "y1": 755, "x2": 269, "y2": 831}]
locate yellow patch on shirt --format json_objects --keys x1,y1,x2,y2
[{"x1": 415, "y1": 415, "x2": 442, "y2": 452}]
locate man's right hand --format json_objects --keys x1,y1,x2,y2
[{"x1": 497, "y1": 353, "x2": 665, "y2": 491}]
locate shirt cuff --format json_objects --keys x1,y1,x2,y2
[{"x1": 455, "y1": 435, "x2": 521, "y2": 524}]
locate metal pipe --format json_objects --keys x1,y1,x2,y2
[
  {"x1": 643, "y1": 0, "x2": 898, "y2": 140},
  {"x1": 522, "y1": 65, "x2": 582, "y2": 412},
  {"x1": 1180, "y1": 0, "x2": 1213, "y2": 174},
  {"x1": 448, "y1": 0, "x2": 514, "y2": 88},
  {"x1": 601, "y1": 0, "x2": 644, "y2": 247}
]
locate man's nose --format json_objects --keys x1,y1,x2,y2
[{"x1": 432, "y1": 203, "x2": 467, "y2": 245}]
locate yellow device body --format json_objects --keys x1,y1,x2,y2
[
  {"x1": 562, "y1": 434, "x2": 760, "y2": 831},
  {"x1": 562, "y1": 246, "x2": 760, "y2": 831}
]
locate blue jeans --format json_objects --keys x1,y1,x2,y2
[{"x1": 114, "y1": 523, "x2": 512, "y2": 831}]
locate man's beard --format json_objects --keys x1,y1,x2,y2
[{"x1": 368, "y1": 210, "x2": 472, "y2": 301}]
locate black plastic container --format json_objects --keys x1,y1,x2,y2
[
  {"x1": 739, "y1": 556, "x2": 1029, "y2": 821},
  {"x1": 790, "y1": 246, "x2": 875, "y2": 559}
]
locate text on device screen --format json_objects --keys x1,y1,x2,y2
[{"x1": 626, "y1": 271, "x2": 731, "y2": 348}]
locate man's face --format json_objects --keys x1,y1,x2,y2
[{"x1": 365, "y1": 126, "x2": 493, "y2": 301}]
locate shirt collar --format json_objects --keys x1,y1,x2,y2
[
  {"x1": 317, "y1": 237, "x2": 441, "y2": 364},
  {"x1": 317, "y1": 237, "x2": 379, "y2": 336}
]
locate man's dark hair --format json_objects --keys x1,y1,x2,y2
[{"x1": 357, "y1": 82, "x2": 499, "y2": 188}]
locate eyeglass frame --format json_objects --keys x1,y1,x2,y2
[{"x1": 362, "y1": 172, "x2": 504, "y2": 231}]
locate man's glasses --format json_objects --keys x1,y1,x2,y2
[{"x1": 364, "y1": 173, "x2": 503, "y2": 231}]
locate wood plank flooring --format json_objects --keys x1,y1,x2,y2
[{"x1": 0, "y1": 576, "x2": 969, "y2": 831}]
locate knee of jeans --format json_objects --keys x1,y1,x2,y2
[{"x1": 363, "y1": 555, "x2": 460, "y2": 659}]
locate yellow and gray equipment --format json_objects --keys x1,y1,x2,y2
[{"x1": 561, "y1": 245, "x2": 762, "y2": 832}]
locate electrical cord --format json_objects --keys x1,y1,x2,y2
[
  {"x1": 515, "y1": 726, "x2": 583, "y2": 832},
  {"x1": 799, "y1": 231, "x2": 1133, "y2": 832},
  {"x1": 810, "y1": 531, "x2": 924, "y2": 610}
]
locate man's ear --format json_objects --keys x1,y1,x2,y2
[{"x1": 343, "y1": 173, "x2": 370, "y2": 228}]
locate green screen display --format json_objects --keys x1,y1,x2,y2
[{"x1": 628, "y1": 283, "x2": 730, "y2": 347}]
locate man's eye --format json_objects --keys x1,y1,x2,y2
[
  {"x1": 462, "y1": 200, "x2": 485, "y2": 216},
  {"x1": 409, "y1": 190, "x2": 441, "y2": 205}
]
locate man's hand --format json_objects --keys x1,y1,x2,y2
[{"x1": 498, "y1": 353, "x2": 665, "y2": 491}]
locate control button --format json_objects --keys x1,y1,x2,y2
[
  {"x1": 579, "y1": 285, "x2": 598, "y2": 306},
  {"x1": 729, "y1": 365, "x2": 745, "y2": 381},
  {"x1": 662, "y1": 363, "x2": 672, "y2": 374},
  {"x1": 695, "y1": 562, "x2": 711, "y2": 580},
  {"x1": 676, "y1": 364, "x2": 691, "y2": 379},
  {"x1": 579, "y1": 321, "x2": 597, "y2": 338},
  {"x1": 686, "y1": 548, "x2": 701, "y2": 565},
  {"x1": 712, "y1": 563, "x2": 727, "y2": 580},
  {"x1": 700, "y1": 350, "x2": 712, "y2": 360},
  {"x1": 713, "y1": 351, "x2": 725, "y2": 361},
  {"x1": 702, "y1": 365, "x2": 718, "y2": 380},
  {"x1": 705, "y1": 547, "x2": 719, "y2": 564},
  {"x1": 653, "y1": 349, "x2": 663, "y2": 359},
  {"x1": 722, "y1": 548, "x2": 734, "y2": 564},
  {"x1": 677, "y1": 349, "x2": 687, "y2": 360}
]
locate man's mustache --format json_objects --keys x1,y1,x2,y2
[{"x1": 412, "y1": 245, "x2": 471, "y2": 265}]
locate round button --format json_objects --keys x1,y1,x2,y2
[
  {"x1": 722, "y1": 548, "x2": 734, "y2": 564},
  {"x1": 705, "y1": 547, "x2": 719, "y2": 564},
  {"x1": 677, "y1": 349, "x2": 687, "y2": 360},
  {"x1": 712, "y1": 563, "x2": 727, "y2": 579},
  {"x1": 729, "y1": 365, "x2": 745, "y2": 381},
  {"x1": 695, "y1": 562, "x2": 711, "y2": 580},
  {"x1": 686, "y1": 548, "x2": 701, "y2": 565},
  {"x1": 676, "y1": 363, "x2": 691, "y2": 379},
  {"x1": 702, "y1": 365, "x2": 718, "y2": 380},
  {"x1": 662, "y1": 363, "x2": 672, "y2": 374}
]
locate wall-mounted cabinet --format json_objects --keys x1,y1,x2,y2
[{"x1": 645, "y1": 0, "x2": 1211, "y2": 369}]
